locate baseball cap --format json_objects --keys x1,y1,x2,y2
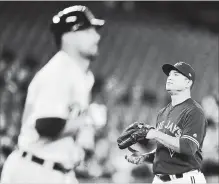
[
  {"x1": 162, "y1": 62, "x2": 195, "y2": 82},
  {"x1": 50, "y1": 5, "x2": 105, "y2": 34}
]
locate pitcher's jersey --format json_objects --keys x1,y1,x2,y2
[
  {"x1": 153, "y1": 98, "x2": 207, "y2": 174},
  {"x1": 18, "y1": 51, "x2": 94, "y2": 168}
]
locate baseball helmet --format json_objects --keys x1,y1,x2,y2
[{"x1": 50, "y1": 5, "x2": 105, "y2": 35}]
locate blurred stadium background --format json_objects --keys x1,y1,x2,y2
[{"x1": 0, "y1": 1, "x2": 218, "y2": 183}]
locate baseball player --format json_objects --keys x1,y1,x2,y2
[
  {"x1": 126, "y1": 62, "x2": 208, "y2": 183},
  {"x1": 0, "y1": 5, "x2": 104, "y2": 184}
]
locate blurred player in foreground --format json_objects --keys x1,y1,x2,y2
[
  {"x1": 126, "y1": 62, "x2": 208, "y2": 183},
  {"x1": 0, "y1": 5, "x2": 104, "y2": 184}
]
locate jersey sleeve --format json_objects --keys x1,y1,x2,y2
[
  {"x1": 33, "y1": 78, "x2": 71, "y2": 119},
  {"x1": 180, "y1": 108, "x2": 207, "y2": 149}
]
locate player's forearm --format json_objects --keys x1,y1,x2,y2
[{"x1": 152, "y1": 130, "x2": 180, "y2": 153}]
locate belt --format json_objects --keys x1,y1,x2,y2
[
  {"x1": 156, "y1": 169, "x2": 200, "y2": 182},
  {"x1": 156, "y1": 173, "x2": 183, "y2": 182},
  {"x1": 21, "y1": 151, "x2": 72, "y2": 174}
]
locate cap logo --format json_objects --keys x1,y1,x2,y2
[
  {"x1": 65, "y1": 16, "x2": 77, "y2": 23},
  {"x1": 175, "y1": 62, "x2": 184, "y2": 66},
  {"x1": 189, "y1": 73, "x2": 192, "y2": 77}
]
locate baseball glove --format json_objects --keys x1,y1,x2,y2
[{"x1": 117, "y1": 122, "x2": 154, "y2": 149}]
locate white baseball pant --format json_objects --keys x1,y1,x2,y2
[{"x1": 0, "y1": 150, "x2": 79, "y2": 184}]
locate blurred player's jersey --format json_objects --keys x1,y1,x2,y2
[{"x1": 18, "y1": 51, "x2": 94, "y2": 168}]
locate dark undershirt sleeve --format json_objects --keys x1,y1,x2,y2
[{"x1": 35, "y1": 117, "x2": 66, "y2": 139}]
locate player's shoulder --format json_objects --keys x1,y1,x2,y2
[
  {"x1": 186, "y1": 99, "x2": 205, "y2": 116},
  {"x1": 41, "y1": 54, "x2": 67, "y2": 76},
  {"x1": 28, "y1": 59, "x2": 68, "y2": 90}
]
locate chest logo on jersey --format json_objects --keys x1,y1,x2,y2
[
  {"x1": 157, "y1": 120, "x2": 182, "y2": 157},
  {"x1": 157, "y1": 120, "x2": 182, "y2": 137}
]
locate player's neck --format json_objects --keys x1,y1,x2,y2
[
  {"x1": 170, "y1": 90, "x2": 191, "y2": 106},
  {"x1": 61, "y1": 48, "x2": 90, "y2": 73}
]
